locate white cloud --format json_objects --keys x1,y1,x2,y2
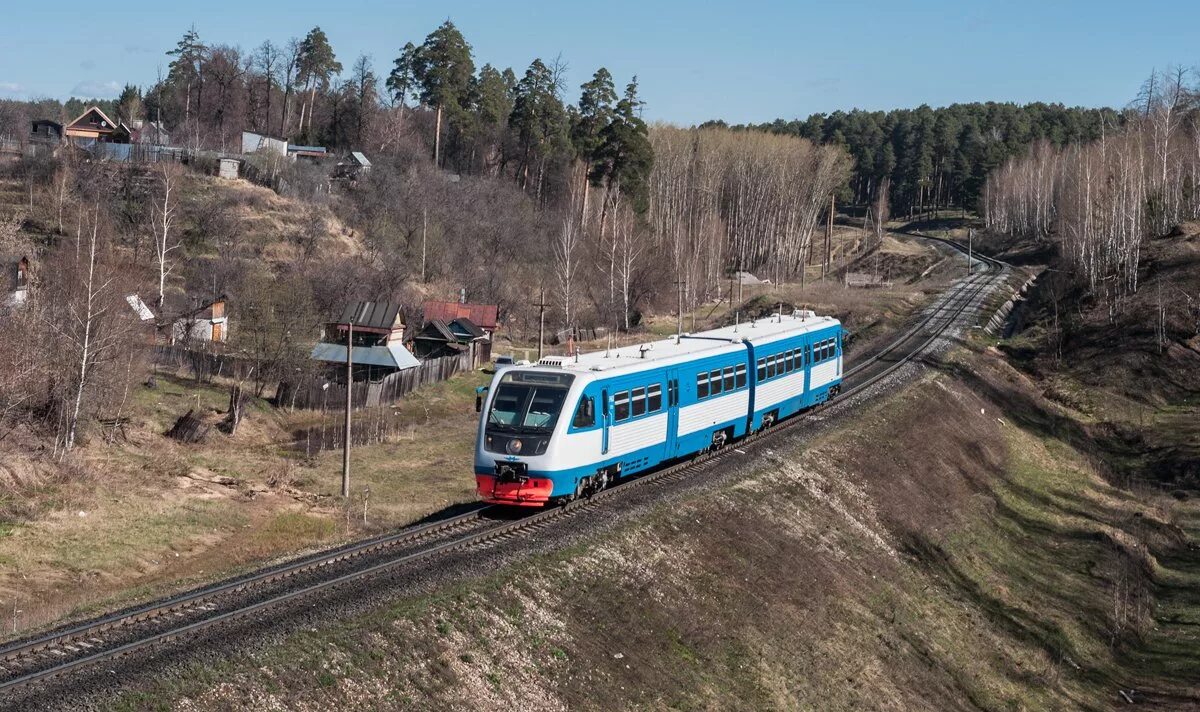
[
  {"x1": 0, "y1": 81, "x2": 24, "y2": 94},
  {"x1": 70, "y1": 80, "x2": 122, "y2": 98}
]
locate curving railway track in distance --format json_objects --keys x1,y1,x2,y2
[{"x1": 0, "y1": 233, "x2": 1008, "y2": 703}]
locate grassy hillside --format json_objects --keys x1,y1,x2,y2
[{"x1": 105, "y1": 340, "x2": 1200, "y2": 710}]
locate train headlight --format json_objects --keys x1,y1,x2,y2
[{"x1": 506, "y1": 438, "x2": 523, "y2": 455}]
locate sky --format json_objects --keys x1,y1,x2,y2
[{"x1": 1, "y1": 1, "x2": 1197, "y2": 125}]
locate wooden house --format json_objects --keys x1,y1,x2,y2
[
  {"x1": 30, "y1": 120, "x2": 63, "y2": 143},
  {"x1": 127, "y1": 119, "x2": 171, "y2": 145},
  {"x1": 310, "y1": 301, "x2": 419, "y2": 382},
  {"x1": 168, "y1": 295, "x2": 229, "y2": 344},
  {"x1": 63, "y1": 106, "x2": 129, "y2": 144},
  {"x1": 421, "y1": 300, "x2": 497, "y2": 364},
  {"x1": 411, "y1": 316, "x2": 490, "y2": 365}
]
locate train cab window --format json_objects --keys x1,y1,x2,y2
[
  {"x1": 614, "y1": 391, "x2": 630, "y2": 421},
  {"x1": 710, "y1": 369, "x2": 723, "y2": 396},
  {"x1": 572, "y1": 396, "x2": 595, "y2": 428},
  {"x1": 697, "y1": 372, "x2": 709, "y2": 399},
  {"x1": 631, "y1": 387, "x2": 647, "y2": 417},
  {"x1": 723, "y1": 367, "x2": 735, "y2": 391},
  {"x1": 757, "y1": 358, "x2": 766, "y2": 381},
  {"x1": 648, "y1": 384, "x2": 663, "y2": 412},
  {"x1": 735, "y1": 364, "x2": 747, "y2": 388}
]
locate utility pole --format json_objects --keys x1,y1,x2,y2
[
  {"x1": 342, "y1": 319, "x2": 353, "y2": 498},
  {"x1": 533, "y1": 289, "x2": 548, "y2": 360},
  {"x1": 967, "y1": 228, "x2": 974, "y2": 276},
  {"x1": 823, "y1": 193, "x2": 834, "y2": 281},
  {"x1": 674, "y1": 278, "x2": 687, "y2": 337}
]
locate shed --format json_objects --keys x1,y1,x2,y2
[
  {"x1": 217, "y1": 158, "x2": 240, "y2": 179},
  {"x1": 30, "y1": 119, "x2": 63, "y2": 142},
  {"x1": 241, "y1": 131, "x2": 288, "y2": 156},
  {"x1": 312, "y1": 300, "x2": 417, "y2": 382}
]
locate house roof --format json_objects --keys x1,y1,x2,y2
[
  {"x1": 349, "y1": 151, "x2": 371, "y2": 166},
  {"x1": 448, "y1": 317, "x2": 485, "y2": 340},
  {"x1": 288, "y1": 144, "x2": 327, "y2": 154},
  {"x1": 414, "y1": 319, "x2": 457, "y2": 342},
  {"x1": 423, "y1": 301, "x2": 498, "y2": 331},
  {"x1": 334, "y1": 301, "x2": 404, "y2": 330},
  {"x1": 65, "y1": 106, "x2": 119, "y2": 134},
  {"x1": 165, "y1": 293, "x2": 226, "y2": 321},
  {"x1": 310, "y1": 342, "x2": 420, "y2": 370},
  {"x1": 125, "y1": 294, "x2": 156, "y2": 322}
]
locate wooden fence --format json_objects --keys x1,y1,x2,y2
[
  {"x1": 285, "y1": 351, "x2": 474, "y2": 411},
  {"x1": 153, "y1": 344, "x2": 256, "y2": 382}
]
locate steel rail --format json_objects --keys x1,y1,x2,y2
[{"x1": 0, "y1": 235, "x2": 1007, "y2": 697}]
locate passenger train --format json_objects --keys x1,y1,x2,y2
[{"x1": 474, "y1": 310, "x2": 843, "y2": 506}]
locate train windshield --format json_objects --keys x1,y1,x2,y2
[{"x1": 486, "y1": 371, "x2": 575, "y2": 433}]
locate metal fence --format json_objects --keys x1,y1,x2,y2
[{"x1": 285, "y1": 351, "x2": 474, "y2": 411}]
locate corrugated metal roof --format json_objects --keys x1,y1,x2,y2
[
  {"x1": 422, "y1": 301, "x2": 498, "y2": 330},
  {"x1": 288, "y1": 145, "x2": 327, "y2": 153},
  {"x1": 448, "y1": 317, "x2": 484, "y2": 339},
  {"x1": 414, "y1": 319, "x2": 457, "y2": 342},
  {"x1": 350, "y1": 151, "x2": 371, "y2": 166},
  {"x1": 335, "y1": 301, "x2": 403, "y2": 330},
  {"x1": 310, "y1": 342, "x2": 420, "y2": 370}
]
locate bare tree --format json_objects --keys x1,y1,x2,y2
[
  {"x1": 150, "y1": 163, "x2": 181, "y2": 310},
  {"x1": 554, "y1": 217, "x2": 580, "y2": 332}
]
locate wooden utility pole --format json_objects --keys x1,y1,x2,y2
[
  {"x1": 823, "y1": 193, "x2": 834, "y2": 281},
  {"x1": 420, "y1": 207, "x2": 428, "y2": 283},
  {"x1": 533, "y1": 289, "x2": 548, "y2": 360},
  {"x1": 967, "y1": 228, "x2": 974, "y2": 276},
  {"x1": 674, "y1": 278, "x2": 687, "y2": 337},
  {"x1": 342, "y1": 320, "x2": 353, "y2": 498}
]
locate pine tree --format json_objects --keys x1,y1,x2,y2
[
  {"x1": 591, "y1": 78, "x2": 653, "y2": 214},
  {"x1": 297, "y1": 26, "x2": 342, "y2": 139},
  {"x1": 413, "y1": 20, "x2": 475, "y2": 167}
]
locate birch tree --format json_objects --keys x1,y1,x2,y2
[{"x1": 150, "y1": 163, "x2": 181, "y2": 310}]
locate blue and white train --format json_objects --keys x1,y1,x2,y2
[{"x1": 474, "y1": 311, "x2": 843, "y2": 506}]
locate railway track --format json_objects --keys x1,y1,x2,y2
[{"x1": 0, "y1": 236, "x2": 1007, "y2": 701}]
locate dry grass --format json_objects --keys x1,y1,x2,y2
[{"x1": 104, "y1": 348, "x2": 1200, "y2": 710}]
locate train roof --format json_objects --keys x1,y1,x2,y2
[{"x1": 528, "y1": 311, "x2": 840, "y2": 376}]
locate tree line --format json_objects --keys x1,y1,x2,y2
[
  {"x1": 985, "y1": 67, "x2": 1200, "y2": 309},
  {"x1": 716, "y1": 102, "x2": 1121, "y2": 217}
]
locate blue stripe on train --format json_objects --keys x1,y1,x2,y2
[{"x1": 476, "y1": 381, "x2": 838, "y2": 498}]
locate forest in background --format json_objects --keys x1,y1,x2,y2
[{"x1": 723, "y1": 102, "x2": 1122, "y2": 217}]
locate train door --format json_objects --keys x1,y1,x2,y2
[
  {"x1": 665, "y1": 368, "x2": 680, "y2": 458},
  {"x1": 600, "y1": 388, "x2": 610, "y2": 455}
]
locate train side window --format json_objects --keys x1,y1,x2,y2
[
  {"x1": 697, "y1": 373, "x2": 709, "y2": 399},
  {"x1": 757, "y1": 358, "x2": 766, "y2": 381},
  {"x1": 572, "y1": 396, "x2": 595, "y2": 428},
  {"x1": 648, "y1": 384, "x2": 662, "y2": 412},
  {"x1": 767, "y1": 356, "x2": 776, "y2": 379},
  {"x1": 614, "y1": 391, "x2": 630, "y2": 421},
  {"x1": 710, "y1": 369, "x2": 723, "y2": 396},
  {"x1": 631, "y1": 387, "x2": 646, "y2": 417},
  {"x1": 735, "y1": 364, "x2": 747, "y2": 388},
  {"x1": 723, "y1": 366, "x2": 734, "y2": 391},
  {"x1": 786, "y1": 350, "x2": 795, "y2": 372}
]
